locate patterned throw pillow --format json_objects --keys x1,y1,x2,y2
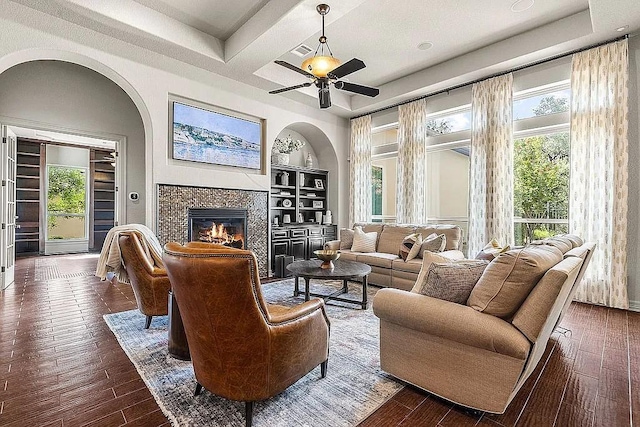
[
  {"x1": 476, "y1": 238, "x2": 510, "y2": 261},
  {"x1": 339, "y1": 228, "x2": 354, "y2": 250},
  {"x1": 418, "y1": 233, "x2": 446, "y2": 256},
  {"x1": 399, "y1": 233, "x2": 423, "y2": 262},
  {"x1": 413, "y1": 260, "x2": 489, "y2": 304},
  {"x1": 411, "y1": 250, "x2": 455, "y2": 293},
  {"x1": 351, "y1": 226, "x2": 377, "y2": 253}
]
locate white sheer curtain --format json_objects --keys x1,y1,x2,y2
[
  {"x1": 468, "y1": 74, "x2": 514, "y2": 257},
  {"x1": 396, "y1": 99, "x2": 428, "y2": 224},
  {"x1": 349, "y1": 115, "x2": 372, "y2": 225},
  {"x1": 570, "y1": 39, "x2": 629, "y2": 309}
]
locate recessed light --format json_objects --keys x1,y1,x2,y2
[
  {"x1": 616, "y1": 25, "x2": 629, "y2": 32},
  {"x1": 417, "y1": 42, "x2": 433, "y2": 51},
  {"x1": 511, "y1": 0, "x2": 534, "y2": 12}
]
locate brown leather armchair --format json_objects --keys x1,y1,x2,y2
[
  {"x1": 119, "y1": 234, "x2": 171, "y2": 329},
  {"x1": 163, "y1": 242, "x2": 330, "y2": 427}
]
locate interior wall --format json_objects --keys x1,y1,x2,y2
[
  {"x1": 0, "y1": 13, "x2": 350, "y2": 230},
  {"x1": 0, "y1": 60, "x2": 146, "y2": 223}
]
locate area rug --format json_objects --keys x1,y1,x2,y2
[{"x1": 104, "y1": 279, "x2": 402, "y2": 427}]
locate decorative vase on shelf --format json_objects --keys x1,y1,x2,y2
[
  {"x1": 272, "y1": 152, "x2": 290, "y2": 166},
  {"x1": 305, "y1": 153, "x2": 313, "y2": 168}
]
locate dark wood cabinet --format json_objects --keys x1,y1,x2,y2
[
  {"x1": 290, "y1": 239, "x2": 307, "y2": 260},
  {"x1": 307, "y1": 237, "x2": 324, "y2": 257},
  {"x1": 270, "y1": 225, "x2": 337, "y2": 275}
]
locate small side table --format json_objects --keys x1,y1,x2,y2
[
  {"x1": 286, "y1": 259, "x2": 372, "y2": 309},
  {"x1": 168, "y1": 290, "x2": 190, "y2": 361}
]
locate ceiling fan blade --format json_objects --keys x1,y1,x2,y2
[
  {"x1": 327, "y1": 58, "x2": 366, "y2": 79},
  {"x1": 334, "y1": 81, "x2": 379, "y2": 97},
  {"x1": 269, "y1": 82, "x2": 312, "y2": 94},
  {"x1": 275, "y1": 60, "x2": 315, "y2": 78},
  {"x1": 318, "y1": 80, "x2": 331, "y2": 109}
]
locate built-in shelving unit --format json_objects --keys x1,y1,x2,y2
[
  {"x1": 270, "y1": 165, "x2": 336, "y2": 275},
  {"x1": 90, "y1": 149, "x2": 116, "y2": 251},
  {"x1": 15, "y1": 140, "x2": 42, "y2": 254}
]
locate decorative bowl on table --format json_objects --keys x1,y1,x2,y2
[{"x1": 314, "y1": 250, "x2": 341, "y2": 269}]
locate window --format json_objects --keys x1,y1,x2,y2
[
  {"x1": 372, "y1": 166, "x2": 383, "y2": 216},
  {"x1": 427, "y1": 109, "x2": 471, "y2": 135},
  {"x1": 513, "y1": 81, "x2": 570, "y2": 245}
]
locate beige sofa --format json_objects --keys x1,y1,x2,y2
[
  {"x1": 373, "y1": 236, "x2": 595, "y2": 414},
  {"x1": 325, "y1": 223, "x2": 464, "y2": 290}
]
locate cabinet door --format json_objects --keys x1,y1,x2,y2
[
  {"x1": 272, "y1": 240, "x2": 289, "y2": 269},
  {"x1": 290, "y1": 239, "x2": 307, "y2": 260},
  {"x1": 308, "y1": 237, "x2": 324, "y2": 258}
]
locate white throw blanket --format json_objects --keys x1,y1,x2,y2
[{"x1": 95, "y1": 224, "x2": 164, "y2": 284}]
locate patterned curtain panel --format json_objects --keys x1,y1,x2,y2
[
  {"x1": 468, "y1": 74, "x2": 514, "y2": 257},
  {"x1": 396, "y1": 99, "x2": 427, "y2": 224},
  {"x1": 349, "y1": 115, "x2": 372, "y2": 226},
  {"x1": 570, "y1": 39, "x2": 629, "y2": 309}
]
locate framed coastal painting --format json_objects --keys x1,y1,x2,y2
[{"x1": 170, "y1": 99, "x2": 263, "y2": 170}]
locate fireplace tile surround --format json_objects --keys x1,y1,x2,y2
[{"x1": 157, "y1": 184, "x2": 269, "y2": 277}]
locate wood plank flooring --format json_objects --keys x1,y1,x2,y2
[{"x1": 1, "y1": 253, "x2": 637, "y2": 426}]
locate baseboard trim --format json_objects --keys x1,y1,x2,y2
[{"x1": 628, "y1": 300, "x2": 640, "y2": 312}]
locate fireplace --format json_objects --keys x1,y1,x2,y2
[{"x1": 188, "y1": 208, "x2": 247, "y2": 249}]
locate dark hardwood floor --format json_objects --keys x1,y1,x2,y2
[{"x1": 0, "y1": 253, "x2": 637, "y2": 426}]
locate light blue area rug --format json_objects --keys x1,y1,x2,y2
[{"x1": 104, "y1": 279, "x2": 402, "y2": 427}]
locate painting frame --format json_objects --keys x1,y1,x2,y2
[
  {"x1": 314, "y1": 179, "x2": 324, "y2": 189},
  {"x1": 169, "y1": 96, "x2": 264, "y2": 170}
]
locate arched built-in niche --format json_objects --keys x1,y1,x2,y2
[
  {"x1": 0, "y1": 50, "x2": 151, "y2": 224},
  {"x1": 274, "y1": 122, "x2": 340, "y2": 223}
]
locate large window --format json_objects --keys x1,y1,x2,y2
[{"x1": 513, "y1": 81, "x2": 570, "y2": 245}]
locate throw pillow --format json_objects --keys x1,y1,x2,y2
[
  {"x1": 411, "y1": 250, "x2": 456, "y2": 292},
  {"x1": 351, "y1": 226, "x2": 377, "y2": 253},
  {"x1": 413, "y1": 260, "x2": 489, "y2": 304},
  {"x1": 419, "y1": 233, "x2": 446, "y2": 256},
  {"x1": 339, "y1": 228, "x2": 354, "y2": 250},
  {"x1": 399, "y1": 233, "x2": 423, "y2": 262},
  {"x1": 467, "y1": 245, "x2": 563, "y2": 318},
  {"x1": 476, "y1": 238, "x2": 510, "y2": 261}
]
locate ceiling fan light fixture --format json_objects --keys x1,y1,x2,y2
[{"x1": 302, "y1": 55, "x2": 341, "y2": 78}]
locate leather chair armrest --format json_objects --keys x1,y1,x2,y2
[
  {"x1": 373, "y1": 288, "x2": 530, "y2": 359},
  {"x1": 150, "y1": 266, "x2": 167, "y2": 277},
  {"x1": 267, "y1": 299, "x2": 328, "y2": 325},
  {"x1": 324, "y1": 240, "x2": 340, "y2": 250}
]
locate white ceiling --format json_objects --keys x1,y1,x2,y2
[{"x1": 7, "y1": 0, "x2": 640, "y2": 117}]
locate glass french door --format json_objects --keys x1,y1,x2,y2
[{"x1": 1, "y1": 125, "x2": 17, "y2": 289}]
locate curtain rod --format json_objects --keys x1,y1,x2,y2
[{"x1": 350, "y1": 34, "x2": 630, "y2": 120}]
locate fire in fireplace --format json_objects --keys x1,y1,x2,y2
[{"x1": 188, "y1": 208, "x2": 247, "y2": 249}]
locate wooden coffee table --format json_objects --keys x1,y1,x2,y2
[{"x1": 286, "y1": 259, "x2": 372, "y2": 309}]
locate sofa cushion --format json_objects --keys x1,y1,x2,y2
[
  {"x1": 339, "y1": 228, "x2": 354, "y2": 250},
  {"x1": 467, "y1": 245, "x2": 563, "y2": 319},
  {"x1": 512, "y1": 256, "x2": 582, "y2": 342},
  {"x1": 356, "y1": 252, "x2": 399, "y2": 269},
  {"x1": 476, "y1": 238, "x2": 510, "y2": 261},
  {"x1": 399, "y1": 233, "x2": 423, "y2": 261},
  {"x1": 562, "y1": 234, "x2": 584, "y2": 248},
  {"x1": 413, "y1": 260, "x2": 488, "y2": 304},
  {"x1": 419, "y1": 233, "x2": 446, "y2": 255},
  {"x1": 377, "y1": 225, "x2": 416, "y2": 255},
  {"x1": 338, "y1": 250, "x2": 358, "y2": 262},
  {"x1": 351, "y1": 226, "x2": 377, "y2": 253},
  {"x1": 414, "y1": 225, "x2": 461, "y2": 250},
  {"x1": 531, "y1": 237, "x2": 572, "y2": 254}
]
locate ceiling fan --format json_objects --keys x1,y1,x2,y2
[{"x1": 269, "y1": 4, "x2": 379, "y2": 109}]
